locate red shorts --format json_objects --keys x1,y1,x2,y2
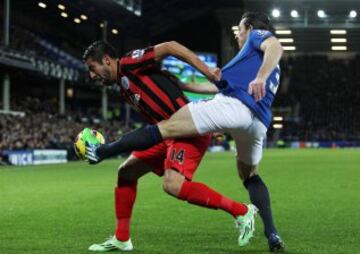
[{"x1": 132, "y1": 135, "x2": 211, "y2": 180}]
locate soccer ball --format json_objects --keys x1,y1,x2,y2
[{"x1": 74, "y1": 128, "x2": 105, "y2": 160}]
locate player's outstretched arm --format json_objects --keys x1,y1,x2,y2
[
  {"x1": 178, "y1": 81, "x2": 219, "y2": 94},
  {"x1": 153, "y1": 41, "x2": 221, "y2": 83},
  {"x1": 166, "y1": 72, "x2": 219, "y2": 94}
]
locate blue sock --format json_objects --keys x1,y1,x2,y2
[{"x1": 244, "y1": 175, "x2": 278, "y2": 238}]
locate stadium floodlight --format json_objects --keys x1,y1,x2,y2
[
  {"x1": 232, "y1": 26, "x2": 239, "y2": 31},
  {"x1": 112, "y1": 29, "x2": 119, "y2": 35},
  {"x1": 283, "y1": 46, "x2": 296, "y2": 51},
  {"x1": 100, "y1": 23, "x2": 104, "y2": 28},
  {"x1": 331, "y1": 38, "x2": 347, "y2": 43},
  {"x1": 276, "y1": 30, "x2": 292, "y2": 35},
  {"x1": 279, "y1": 38, "x2": 294, "y2": 43},
  {"x1": 57, "y1": 4, "x2": 65, "y2": 10},
  {"x1": 60, "y1": 12, "x2": 68, "y2": 18},
  {"x1": 349, "y1": 10, "x2": 357, "y2": 18},
  {"x1": 134, "y1": 9, "x2": 141, "y2": 16},
  {"x1": 38, "y1": 2, "x2": 47, "y2": 8},
  {"x1": 272, "y1": 9, "x2": 281, "y2": 18},
  {"x1": 80, "y1": 15, "x2": 88, "y2": 20},
  {"x1": 332, "y1": 46, "x2": 347, "y2": 51},
  {"x1": 74, "y1": 18, "x2": 81, "y2": 24},
  {"x1": 67, "y1": 88, "x2": 74, "y2": 98},
  {"x1": 290, "y1": 10, "x2": 299, "y2": 18},
  {"x1": 317, "y1": 10, "x2": 326, "y2": 18},
  {"x1": 273, "y1": 116, "x2": 284, "y2": 121},
  {"x1": 273, "y1": 123, "x2": 283, "y2": 129},
  {"x1": 330, "y1": 29, "x2": 347, "y2": 34}
]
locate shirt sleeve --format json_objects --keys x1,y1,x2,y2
[
  {"x1": 249, "y1": 30, "x2": 274, "y2": 50},
  {"x1": 120, "y1": 46, "x2": 156, "y2": 72}
]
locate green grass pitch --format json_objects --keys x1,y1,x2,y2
[{"x1": 1, "y1": 149, "x2": 360, "y2": 254}]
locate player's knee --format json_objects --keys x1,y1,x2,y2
[
  {"x1": 117, "y1": 166, "x2": 130, "y2": 186},
  {"x1": 158, "y1": 120, "x2": 178, "y2": 139},
  {"x1": 162, "y1": 177, "x2": 181, "y2": 196},
  {"x1": 162, "y1": 170, "x2": 185, "y2": 197},
  {"x1": 117, "y1": 162, "x2": 137, "y2": 182},
  {"x1": 237, "y1": 159, "x2": 259, "y2": 181},
  {"x1": 117, "y1": 163, "x2": 126, "y2": 178}
]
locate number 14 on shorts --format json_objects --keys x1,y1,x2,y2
[{"x1": 170, "y1": 149, "x2": 185, "y2": 164}]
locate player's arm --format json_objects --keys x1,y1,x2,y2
[
  {"x1": 178, "y1": 80, "x2": 219, "y2": 94},
  {"x1": 153, "y1": 41, "x2": 220, "y2": 83},
  {"x1": 257, "y1": 37, "x2": 283, "y2": 81},
  {"x1": 163, "y1": 70, "x2": 219, "y2": 94},
  {"x1": 248, "y1": 36, "x2": 283, "y2": 101}
]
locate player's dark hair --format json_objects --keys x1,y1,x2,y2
[
  {"x1": 82, "y1": 40, "x2": 117, "y2": 63},
  {"x1": 241, "y1": 12, "x2": 276, "y2": 35}
]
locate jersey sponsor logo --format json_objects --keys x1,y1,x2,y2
[
  {"x1": 121, "y1": 76, "x2": 130, "y2": 90},
  {"x1": 131, "y1": 49, "x2": 145, "y2": 60}
]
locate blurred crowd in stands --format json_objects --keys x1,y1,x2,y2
[
  {"x1": 0, "y1": 97, "x2": 134, "y2": 161},
  {"x1": 272, "y1": 55, "x2": 360, "y2": 142}
]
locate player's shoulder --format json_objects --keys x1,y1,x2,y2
[
  {"x1": 124, "y1": 46, "x2": 154, "y2": 58},
  {"x1": 250, "y1": 29, "x2": 274, "y2": 39}
]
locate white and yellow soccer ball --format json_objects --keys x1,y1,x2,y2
[{"x1": 74, "y1": 128, "x2": 105, "y2": 160}]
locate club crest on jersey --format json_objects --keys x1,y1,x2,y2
[
  {"x1": 131, "y1": 49, "x2": 145, "y2": 60},
  {"x1": 130, "y1": 93, "x2": 141, "y2": 105},
  {"x1": 121, "y1": 76, "x2": 130, "y2": 90}
]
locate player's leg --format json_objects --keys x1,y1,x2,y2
[
  {"x1": 238, "y1": 160, "x2": 284, "y2": 252},
  {"x1": 89, "y1": 155, "x2": 153, "y2": 252},
  {"x1": 160, "y1": 94, "x2": 254, "y2": 140},
  {"x1": 90, "y1": 105, "x2": 197, "y2": 163},
  {"x1": 157, "y1": 104, "x2": 199, "y2": 139},
  {"x1": 160, "y1": 136, "x2": 256, "y2": 246},
  {"x1": 233, "y1": 120, "x2": 285, "y2": 252},
  {"x1": 162, "y1": 168, "x2": 249, "y2": 218},
  {"x1": 88, "y1": 94, "x2": 253, "y2": 163},
  {"x1": 115, "y1": 156, "x2": 153, "y2": 242}
]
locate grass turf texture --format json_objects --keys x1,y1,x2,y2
[{"x1": 1, "y1": 149, "x2": 359, "y2": 254}]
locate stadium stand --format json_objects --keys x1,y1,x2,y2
[
  {"x1": 274, "y1": 55, "x2": 360, "y2": 142},
  {"x1": 0, "y1": 97, "x2": 134, "y2": 161}
]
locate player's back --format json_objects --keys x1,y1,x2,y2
[{"x1": 118, "y1": 47, "x2": 188, "y2": 124}]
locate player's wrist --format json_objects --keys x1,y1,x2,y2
[{"x1": 255, "y1": 74, "x2": 267, "y2": 82}]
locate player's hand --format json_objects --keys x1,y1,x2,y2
[
  {"x1": 207, "y1": 67, "x2": 222, "y2": 83},
  {"x1": 85, "y1": 142, "x2": 102, "y2": 164},
  {"x1": 248, "y1": 77, "x2": 266, "y2": 102}
]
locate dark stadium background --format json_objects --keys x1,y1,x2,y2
[
  {"x1": 1, "y1": 1, "x2": 360, "y2": 253},
  {"x1": 1, "y1": 0, "x2": 360, "y2": 164}
]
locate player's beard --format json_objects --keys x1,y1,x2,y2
[
  {"x1": 102, "y1": 79, "x2": 114, "y2": 86},
  {"x1": 102, "y1": 69, "x2": 115, "y2": 86}
]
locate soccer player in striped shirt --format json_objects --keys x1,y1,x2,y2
[{"x1": 83, "y1": 40, "x2": 256, "y2": 252}]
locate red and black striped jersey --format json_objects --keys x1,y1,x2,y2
[{"x1": 117, "y1": 46, "x2": 188, "y2": 124}]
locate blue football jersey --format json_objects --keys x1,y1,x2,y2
[{"x1": 219, "y1": 29, "x2": 281, "y2": 128}]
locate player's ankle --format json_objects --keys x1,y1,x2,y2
[{"x1": 115, "y1": 234, "x2": 130, "y2": 242}]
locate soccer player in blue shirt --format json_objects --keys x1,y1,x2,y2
[{"x1": 86, "y1": 12, "x2": 285, "y2": 252}]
